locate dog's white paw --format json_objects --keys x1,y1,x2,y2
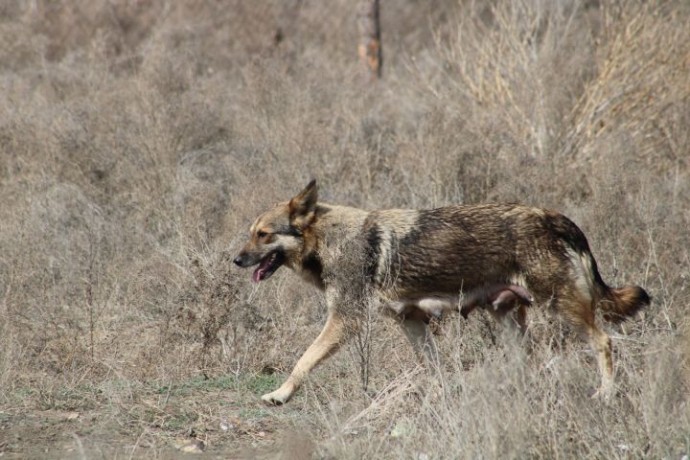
[{"x1": 261, "y1": 384, "x2": 295, "y2": 406}]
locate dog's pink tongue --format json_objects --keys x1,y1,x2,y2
[
  {"x1": 252, "y1": 267, "x2": 263, "y2": 283},
  {"x1": 252, "y1": 257, "x2": 271, "y2": 283}
]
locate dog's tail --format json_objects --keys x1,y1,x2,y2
[
  {"x1": 555, "y1": 213, "x2": 650, "y2": 323},
  {"x1": 586, "y1": 251, "x2": 650, "y2": 323},
  {"x1": 599, "y1": 283, "x2": 651, "y2": 323}
]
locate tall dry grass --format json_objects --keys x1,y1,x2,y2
[{"x1": 0, "y1": 0, "x2": 688, "y2": 457}]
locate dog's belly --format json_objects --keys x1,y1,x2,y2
[
  {"x1": 387, "y1": 297, "x2": 456, "y2": 318},
  {"x1": 385, "y1": 283, "x2": 533, "y2": 319}
]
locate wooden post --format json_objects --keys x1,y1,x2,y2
[{"x1": 357, "y1": 0, "x2": 382, "y2": 80}]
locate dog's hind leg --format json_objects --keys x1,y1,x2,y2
[
  {"x1": 398, "y1": 316, "x2": 439, "y2": 366},
  {"x1": 556, "y1": 290, "x2": 614, "y2": 399},
  {"x1": 261, "y1": 311, "x2": 350, "y2": 405},
  {"x1": 487, "y1": 303, "x2": 529, "y2": 338},
  {"x1": 587, "y1": 321, "x2": 614, "y2": 399}
]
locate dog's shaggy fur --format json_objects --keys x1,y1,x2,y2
[{"x1": 235, "y1": 180, "x2": 650, "y2": 404}]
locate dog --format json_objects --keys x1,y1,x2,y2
[{"x1": 234, "y1": 180, "x2": 650, "y2": 404}]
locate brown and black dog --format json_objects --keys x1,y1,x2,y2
[{"x1": 234, "y1": 180, "x2": 649, "y2": 404}]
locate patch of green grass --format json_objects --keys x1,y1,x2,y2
[
  {"x1": 154, "y1": 374, "x2": 238, "y2": 396},
  {"x1": 152, "y1": 373, "x2": 281, "y2": 399},
  {"x1": 8, "y1": 387, "x2": 37, "y2": 402},
  {"x1": 164, "y1": 412, "x2": 198, "y2": 431},
  {"x1": 238, "y1": 406, "x2": 272, "y2": 420},
  {"x1": 34, "y1": 384, "x2": 101, "y2": 411},
  {"x1": 243, "y1": 374, "x2": 281, "y2": 396}
]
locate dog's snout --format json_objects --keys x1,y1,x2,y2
[{"x1": 233, "y1": 255, "x2": 244, "y2": 267}]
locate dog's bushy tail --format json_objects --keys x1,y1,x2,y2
[
  {"x1": 578, "y1": 244, "x2": 650, "y2": 323},
  {"x1": 556, "y1": 212, "x2": 651, "y2": 324},
  {"x1": 589, "y1": 255, "x2": 650, "y2": 323},
  {"x1": 599, "y1": 284, "x2": 650, "y2": 323}
]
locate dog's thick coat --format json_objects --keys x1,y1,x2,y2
[{"x1": 235, "y1": 180, "x2": 650, "y2": 404}]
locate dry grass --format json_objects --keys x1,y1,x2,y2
[{"x1": 0, "y1": 0, "x2": 688, "y2": 457}]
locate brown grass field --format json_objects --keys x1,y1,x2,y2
[{"x1": 1, "y1": 1, "x2": 689, "y2": 458}]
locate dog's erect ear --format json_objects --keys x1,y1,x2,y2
[{"x1": 289, "y1": 179, "x2": 318, "y2": 230}]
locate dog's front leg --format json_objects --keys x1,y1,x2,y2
[{"x1": 262, "y1": 310, "x2": 349, "y2": 405}]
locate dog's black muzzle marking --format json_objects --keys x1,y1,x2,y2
[{"x1": 233, "y1": 253, "x2": 254, "y2": 267}]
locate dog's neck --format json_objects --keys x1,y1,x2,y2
[{"x1": 293, "y1": 203, "x2": 369, "y2": 291}]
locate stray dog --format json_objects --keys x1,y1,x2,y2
[{"x1": 234, "y1": 180, "x2": 650, "y2": 404}]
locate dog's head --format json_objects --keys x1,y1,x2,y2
[{"x1": 234, "y1": 180, "x2": 318, "y2": 282}]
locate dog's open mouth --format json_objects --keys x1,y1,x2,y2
[{"x1": 252, "y1": 251, "x2": 285, "y2": 283}]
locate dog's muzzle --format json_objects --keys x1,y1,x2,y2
[
  {"x1": 232, "y1": 251, "x2": 261, "y2": 268},
  {"x1": 233, "y1": 253, "x2": 252, "y2": 267}
]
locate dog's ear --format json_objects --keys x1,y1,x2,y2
[{"x1": 289, "y1": 179, "x2": 318, "y2": 230}]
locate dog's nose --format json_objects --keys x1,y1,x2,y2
[{"x1": 233, "y1": 256, "x2": 244, "y2": 267}]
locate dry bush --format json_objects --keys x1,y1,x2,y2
[{"x1": 0, "y1": 0, "x2": 688, "y2": 457}]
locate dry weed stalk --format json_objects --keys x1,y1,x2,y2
[
  {"x1": 340, "y1": 367, "x2": 423, "y2": 435},
  {"x1": 352, "y1": 306, "x2": 374, "y2": 393},
  {"x1": 560, "y1": 2, "x2": 690, "y2": 161}
]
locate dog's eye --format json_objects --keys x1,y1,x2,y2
[{"x1": 257, "y1": 230, "x2": 268, "y2": 238}]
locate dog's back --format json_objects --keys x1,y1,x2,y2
[{"x1": 364, "y1": 204, "x2": 580, "y2": 298}]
